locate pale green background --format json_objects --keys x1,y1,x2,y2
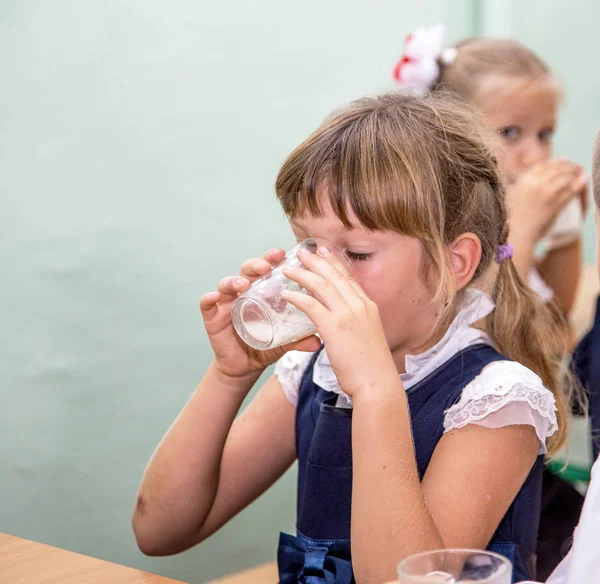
[{"x1": 0, "y1": 2, "x2": 598, "y2": 583}]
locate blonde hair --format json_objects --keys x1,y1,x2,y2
[
  {"x1": 275, "y1": 92, "x2": 570, "y2": 454},
  {"x1": 434, "y1": 37, "x2": 557, "y2": 105}
]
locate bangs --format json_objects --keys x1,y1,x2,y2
[{"x1": 275, "y1": 99, "x2": 444, "y2": 239}]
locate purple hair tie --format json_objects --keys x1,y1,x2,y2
[{"x1": 495, "y1": 242, "x2": 514, "y2": 264}]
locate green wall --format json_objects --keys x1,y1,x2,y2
[{"x1": 0, "y1": 2, "x2": 474, "y2": 581}]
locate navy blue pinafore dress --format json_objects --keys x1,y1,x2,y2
[{"x1": 277, "y1": 344, "x2": 543, "y2": 583}]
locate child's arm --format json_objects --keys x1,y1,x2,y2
[
  {"x1": 506, "y1": 222, "x2": 537, "y2": 285},
  {"x1": 507, "y1": 160, "x2": 586, "y2": 313},
  {"x1": 351, "y1": 389, "x2": 539, "y2": 583},
  {"x1": 537, "y1": 237, "x2": 582, "y2": 317},
  {"x1": 133, "y1": 248, "x2": 320, "y2": 555},
  {"x1": 132, "y1": 370, "x2": 296, "y2": 555}
]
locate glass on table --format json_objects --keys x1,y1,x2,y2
[{"x1": 397, "y1": 549, "x2": 511, "y2": 584}]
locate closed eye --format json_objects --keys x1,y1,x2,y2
[{"x1": 345, "y1": 251, "x2": 373, "y2": 261}]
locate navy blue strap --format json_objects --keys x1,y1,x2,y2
[
  {"x1": 572, "y1": 295, "x2": 600, "y2": 459},
  {"x1": 488, "y1": 541, "x2": 536, "y2": 583}
]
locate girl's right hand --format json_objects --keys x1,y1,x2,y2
[
  {"x1": 507, "y1": 158, "x2": 588, "y2": 242},
  {"x1": 199, "y1": 248, "x2": 321, "y2": 381}
]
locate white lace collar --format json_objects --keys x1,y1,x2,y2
[{"x1": 313, "y1": 288, "x2": 495, "y2": 407}]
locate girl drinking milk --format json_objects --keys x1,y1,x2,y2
[{"x1": 133, "y1": 92, "x2": 570, "y2": 583}]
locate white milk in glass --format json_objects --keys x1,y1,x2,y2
[{"x1": 232, "y1": 239, "x2": 352, "y2": 350}]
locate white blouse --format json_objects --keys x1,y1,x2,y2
[{"x1": 274, "y1": 288, "x2": 558, "y2": 454}]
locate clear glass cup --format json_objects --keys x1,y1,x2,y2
[
  {"x1": 231, "y1": 238, "x2": 352, "y2": 350},
  {"x1": 397, "y1": 549, "x2": 511, "y2": 584}
]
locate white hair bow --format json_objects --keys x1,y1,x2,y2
[{"x1": 393, "y1": 24, "x2": 457, "y2": 95}]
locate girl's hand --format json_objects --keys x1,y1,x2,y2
[
  {"x1": 578, "y1": 180, "x2": 589, "y2": 218},
  {"x1": 282, "y1": 246, "x2": 398, "y2": 397},
  {"x1": 507, "y1": 158, "x2": 588, "y2": 242},
  {"x1": 200, "y1": 248, "x2": 321, "y2": 381}
]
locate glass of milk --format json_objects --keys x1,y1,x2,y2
[
  {"x1": 397, "y1": 549, "x2": 511, "y2": 584},
  {"x1": 231, "y1": 239, "x2": 353, "y2": 351}
]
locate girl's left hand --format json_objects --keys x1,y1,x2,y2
[{"x1": 282, "y1": 245, "x2": 399, "y2": 398}]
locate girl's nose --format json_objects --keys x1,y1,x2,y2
[{"x1": 519, "y1": 138, "x2": 549, "y2": 168}]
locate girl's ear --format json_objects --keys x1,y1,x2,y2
[{"x1": 449, "y1": 233, "x2": 482, "y2": 291}]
